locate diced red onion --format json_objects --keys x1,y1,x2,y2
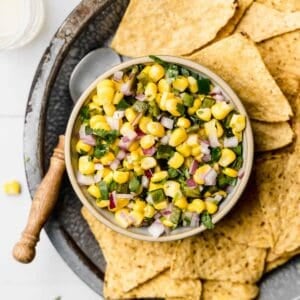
[
  {"x1": 116, "y1": 149, "x2": 126, "y2": 160},
  {"x1": 202, "y1": 154, "x2": 211, "y2": 162},
  {"x1": 113, "y1": 70, "x2": 123, "y2": 82},
  {"x1": 119, "y1": 136, "x2": 132, "y2": 150},
  {"x1": 110, "y1": 159, "x2": 120, "y2": 170},
  {"x1": 162, "y1": 209, "x2": 172, "y2": 216},
  {"x1": 224, "y1": 136, "x2": 238, "y2": 148},
  {"x1": 189, "y1": 160, "x2": 199, "y2": 175},
  {"x1": 120, "y1": 82, "x2": 132, "y2": 96},
  {"x1": 210, "y1": 86, "x2": 222, "y2": 95},
  {"x1": 135, "y1": 94, "x2": 146, "y2": 101},
  {"x1": 106, "y1": 117, "x2": 120, "y2": 130},
  {"x1": 135, "y1": 127, "x2": 145, "y2": 137},
  {"x1": 214, "y1": 94, "x2": 225, "y2": 102},
  {"x1": 161, "y1": 116, "x2": 174, "y2": 129},
  {"x1": 109, "y1": 191, "x2": 117, "y2": 209},
  {"x1": 143, "y1": 146, "x2": 156, "y2": 156},
  {"x1": 77, "y1": 172, "x2": 95, "y2": 186},
  {"x1": 190, "y1": 213, "x2": 200, "y2": 227},
  {"x1": 113, "y1": 110, "x2": 125, "y2": 119},
  {"x1": 142, "y1": 175, "x2": 150, "y2": 188},
  {"x1": 145, "y1": 169, "x2": 153, "y2": 179},
  {"x1": 238, "y1": 169, "x2": 244, "y2": 179},
  {"x1": 204, "y1": 168, "x2": 218, "y2": 186},
  {"x1": 94, "y1": 172, "x2": 102, "y2": 183},
  {"x1": 94, "y1": 163, "x2": 103, "y2": 171},
  {"x1": 81, "y1": 135, "x2": 96, "y2": 146},
  {"x1": 116, "y1": 193, "x2": 134, "y2": 199},
  {"x1": 226, "y1": 185, "x2": 234, "y2": 193},
  {"x1": 126, "y1": 130, "x2": 138, "y2": 141},
  {"x1": 160, "y1": 133, "x2": 171, "y2": 145},
  {"x1": 148, "y1": 220, "x2": 165, "y2": 238},
  {"x1": 186, "y1": 178, "x2": 197, "y2": 188}
]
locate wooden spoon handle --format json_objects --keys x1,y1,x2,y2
[{"x1": 13, "y1": 135, "x2": 65, "y2": 263}]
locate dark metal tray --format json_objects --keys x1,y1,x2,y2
[{"x1": 24, "y1": 0, "x2": 300, "y2": 298}]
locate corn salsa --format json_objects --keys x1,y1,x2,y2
[{"x1": 76, "y1": 56, "x2": 246, "y2": 237}]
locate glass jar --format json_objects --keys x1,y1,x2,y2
[{"x1": 0, "y1": 0, "x2": 45, "y2": 50}]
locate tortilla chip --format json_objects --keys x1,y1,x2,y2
[
  {"x1": 213, "y1": 0, "x2": 254, "y2": 41},
  {"x1": 81, "y1": 207, "x2": 176, "y2": 292},
  {"x1": 111, "y1": 0, "x2": 237, "y2": 56},
  {"x1": 189, "y1": 33, "x2": 292, "y2": 122},
  {"x1": 252, "y1": 120, "x2": 294, "y2": 152},
  {"x1": 236, "y1": 3, "x2": 300, "y2": 42},
  {"x1": 214, "y1": 180, "x2": 273, "y2": 248},
  {"x1": 258, "y1": 30, "x2": 300, "y2": 97},
  {"x1": 266, "y1": 248, "x2": 300, "y2": 272},
  {"x1": 104, "y1": 268, "x2": 202, "y2": 299},
  {"x1": 256, "y1": 0, "x2": 300, "y2": 12},
  {"x1": 171, "y1": 232, "x2": 267, "y2": 283},
  {"x1": 202, "y1": 280, "x2": 259, "y2": 300}
]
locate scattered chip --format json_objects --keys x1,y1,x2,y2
[
  {"x1": 189, "y1": 33, "x2": 292, "y2": 122},
  {"x1": 266, "y1": 248, "x2": 300, "y2": 272},
  {"x1": 111, "y1": 0, "x2": 237, "y2": 56},
  {"x1": 256, "y1": 0, "x2": 300, "y2": 12}
]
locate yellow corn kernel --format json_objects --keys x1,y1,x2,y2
[
  {"x1": 113, "y1": 171, "x2": 130, "y2": 184},
  {"x1": 78, "y1": 155, "x2": 95, "y2": 175},
  {"x1": 172, "y1": 76, "x2": 188, "y2": 92},
  {"x1": 211, "y1": 102, "x2": 233, "y2": 120},
  {"x1": 89, "y1": 102, "x2": 101, "y2": 113},
  {"x1": 134, "y1": 165, "x2": 144, "y2": 176},
  {"x1": 125, "y1": 107, "x2": 138, "y2": 123},
  {"x1": 103, "y1": 103, "x2": 116, "y2": 117},
  {"x1": 174, "y1": 196, "x2": 188, "y2": 209},
  {"x1": 113, "y1": 91, "x2": 124, "y2": 104},
  {"x1": 230, "y1": 114, "x2": 246, "y2": 132},
  {"x1": 96, "y1": 199, "x2": 109, "y2": 208},
  {"x1": 169, "y1": 128, "x2": 188, "y2": 147},
  {"x1": 76, "y1": 140, "x2": 92, "y2": 154},
  {"x1": 144, "y1": 204, "x2": 156, "y2": 218},
  {"x1": 158, "y1": 78, "x2": 170, "y2": 93},
  {"x1": 184, "y1": 157, "x2": 193, "y2": 168},
  {"x1": 168, "y1": 152, "x2": 184, "y2": 169},
  {"x1": 128, "y1": 140, "x2": 139, "y2": 152},
  {"x1": 223, "y1": 167, "x2": 238, "y2": 177},
  {"x1": 139, "y1": 116, "x2": 151, "y2": 133},
  {"x1": 115, "y1": 209, "x2": 132, "y2": 228},
  {"x1": 151, "y1": 171, "x2": 168, "y2": 182},
  {"x1": 130, "y1": 148, "x2": 143, "y2": 161},
  {"x1": 176, "y1": 143, "x2": 191, "y2": 157},
  {"x1": 187, "y1": 199, "x2": 205, "y2": 214},
  {"x1": 187, "y1": 76, "x2": 198, "y2": 93},
  {"x1": 216, "y1": 120, "x2": 224, "y2": 138},
  {"x1": 145, "y1": 82, "x2": 157, "y2": 101},
  {"x1": 196, "y1": 108, "x2": 211, "y2": 121},
  {"x1": 123, "y1": 159, "x2": 134, "y2": 170},
  {"x1": 177, "y1": 117, "x2": 191, "y2": 128},
  {"x1": 162, "y1": 218, "x2": 174, "y2": 227},
  {"x1": 100, "y1": 152, "x2": 115, "y2": 165},
  {"x1": 205, "y1": 201, "x2": 218, "y2": 214},
  {"x1": 193, "y1": 164, "x2": 211, "y2": 185},
  {"x1": 191, "y1": 145, "x2": 201, "y2": 156},
  {"x1": 186, "y1": 133, "x2": 198, "y2": 146},
  {"x1": 163, "y1": 181, "x2": 181, "y2": 198},
  {"x1": 218, "y1": 148, "x2": 236, "y2": 167},
  {"x1": 153, "y1": 200, "x2": 168, "y2": 210},
  {"x1": 141, "y1": 65, "x2": 151, "y2": 74},
  {"x1": 165, "y1": 98, "x2": 181, "y2": 117},
  {"x1": 120, "y1": 122, "x2": 134, "y2": 136},
  {"x1": 141, "y1": 157, "x2": 157, "y2": 170},
  {"x1": 117, "y1": 198, "x2": 130, "y2": 210},
  {"x1": 149, "y1": 64, "x2": 165, "y2": 82},
  {"x1": 130, "y1": 210, "x2": 144, "y2": 226},
  {"x1": 3, "y1": 180, "x2": 21, "y2": 195},
  {"x1": 89, "y1": 115, "x2": 106, "y2": 127},
  {"x1": 149, "y1": 182, "x2": 164, "y2": 192},
  {"x1": 188, "y1": 98, "x2": 201, "y2": 115},
  {"x1": 233, "y1": 129, "x2": 243, "y2": 142},
  {"x1": 146, "y1": 121, "x2": 165, "y2": 137},
  {"x1": 96, "y1": 86, "x2": 115, "y2": 105},
  {"x1": 97, "y1": 79, "x2": 114, "y2": 89},
  {"x1": 132, "y1": 199, "x2": 147, "y2": 213},
  {"x1": 87, "y1": 184, "x2": 101, "y2": 198},
  {"x1": 103, "y1": 169, "x2": 113, "y2": 184},
  {"x1": 154, "y1": 165, "x2": 161, "y2": 173},
  {"x1": 159, "y1": 92, "x2": 173, "y2": 111}
]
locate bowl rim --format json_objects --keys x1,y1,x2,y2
[{"x1": 65, "y1": 55, "x2": 254, "y2": 242}]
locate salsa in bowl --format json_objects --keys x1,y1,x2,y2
[{"x1": 65, "y1": 56, "x2": 253, "y2": 241}]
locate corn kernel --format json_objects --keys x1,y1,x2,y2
[
  {"x1": 196, "y1": 108, "x2": 211, "y2": 121},
  {"x1": 100, "y1": 152, "x2": 115, "y2": 165},
  {"x1": 3, "y1": 180, "x2": 21, "y2": 195},
  {"x1": 128, "y1": 140, "x2": 139, "y2": 152},
  {"x1": 144, "y1": 204, "x2": 156, "y2": 218},
  {"x1": 193, "y1": 165, "x2": 211, "y2": 185},
  {"x1": 141, "y1": 157, "x2": 157, "y2": 170},
  {"x1": 113, "y1": 171, "x2": 130, "y2": 184},
  {"x1": 134, "y1": 165, "x2": 144, "y2": 176},
  {"x1": 87, "y1": 184, "x2": 101, "y2": 198},
  {"x1": 89, "y1": 115, "x2": 106, "y2": 127},
  {"x1": 188, "y1": 98, "x2": 201, "y2": 115},
  {"x1": 123, "y1": 159, "x2": 134, "y2": 170},
  {"x1": 211, "y1": 102, "x2": 233, "y2": 120},
  {"x1": 96, "y1": 199, "x2": 109, "y2": 208},
  {"x1": 219, "y1": 148, "x2": 236, "y2": 167},
  {"x1": 132, "y1": 199, "x2": 147, "y2": 213},
  {"x1": 230, "y1": 114, "x2": 246, "y2": 132},
  {"x1": 103, "y1": 103, "x2": 116, "y2": 116},
  {"x1": 153, "y1": 200, "x2": 168, "y2": 210},
  {"x1": 149, "y1": 182, "x2": 164, "y2": 192},
  {"x1": 96, "y1": 86, "x2": 115, "y2": 105},
  {"x1": 115, "y1": 209, "x2": 132, "y2": 228},
  {"x1": 89, "y1": 102, "x2": 101, "y2": 113},
  {"x1": 139, "y1": 116, "x2": 151, "y2": 133},
  {"x1": 174, "y1": 196, "x2": 188, "y2": 209},
  {"x1": 141, "y1": 65, "x2": 151, "y2": 74},
  {"x1": 130, "y1": 149, "x2": 143, "y2": 161},
  {"x1": 162, "y1": 218, "x2": 174, "y2": 227},
  {"x1": 130, "y1": 210, "x2": 144, "y2": 226},
  {"x1": 151, "y1": 171, "x2": 168, "y2": 182},
  {"x1": 103, "y1": 170, "x2": 113, "y2": 184},
  {"x1": 140, "y1": 135, "x2": 155, "y2": 149},
  {"x1": 97, "y1": 79, "x2": 114, "y2": 89},
  {"x1": 216, "y1": 120, "x2": 224, "y2": 138},
  {"x1": 79, "y1": 155, "x2": 95, "y2": 175},
  {"x1": 149, "y1": 64, "x2": 165, "y2": 82},
  {"x1": 165, "y1": 98, "x2": 181, "y2": 117},
  {"x1": 223, "y1": 167, "x2": 238, "y2": 177},
  {"x1": 125, "y1": 107, "x2": 138, "y2": 123},
  {"x1": 117, "y1": 198, "x2": 130, "y2": 210},
  {"x1": 113, "y1": 91, "x2": 124, "y2": 104},
  {"x1": 176, "y1": 142, "x2": 191, "y2": 157},
  {"x1": 146, "y1": 121, "x2": 165, "y2": 137},
  {"x1": 187, "y1": 199, "x2": 205, "y2": 214},
  {"x1": 191, "y1": 145, "x2": 202, "y2": 156},
  {"x1": 145, "y1": 82, "x2": 157, "y2": 101},
  {"x1": 168, "y1": 152, "x2": 184, "y2": 169},
  {"x1": 159, "y1": 92, "x2": 173, "y2": 111},
  {"x1": 177, "y1": 117, "x2": 191, "y2": 128},
  {"x1": 206, "y1": 201, "x2": 218, "y2": 214},
  {"x1": 120, "y1": 122, "x2": 134, "y2": 136},
  {"x1": 172, "y1": 76, "x2": 188, "y2": 92},
  {"x1": 187, "y1": 76, "x2": 198, "y2": 93},
  {"x1": 169, "y1": 128, "x2": 188, "y2": 147},
  {"x1": 158, "y1": 79, "x2": 170, "y2": 93},
  {"x1": 76, "y1": 140, "x2": 92, "y2": 154},
  {"x1": 164, "y1": 181, "x2": 181, "y2": 198},
  {"x1": 233, "y1": 129, "x2": 243, "y2": 142},
  {"x1": 186, "y1": 133, "x2": 198, "y2": 146}
]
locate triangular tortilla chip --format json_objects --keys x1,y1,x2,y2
[
  {"x1": 81, "y1": 207, "x2": 176, "y2": 292},
  {"x1": 104, "y1": 269, "x2": 202, "y2": 299},
  {"x1": 111, "y1": 0, "x2": 237, "y2": 56},
  {"x1": 258, "y1": 30, "x2": 300, "y2": 98},
  {"x1": 252, "y1": 120, "x2": 294, "y2": 152},
  {"x1": 236, "y1": 3, "x2": 300, "y2": 42},
  {"x1": 171, "y1": 232, "x2": 266, "y2": 283},
  {"x1": 266, "y1": 248, "x2": 300, "y2": 272},
  {"x1": 189, "y1": 33, "x2": 292, "y2": 122},
  {"x1": 202, "y1": 280, "x2": 259, "y2": 300},
  {"x1": 256, "y1": 0, "x2": 300, "y2": 12}
]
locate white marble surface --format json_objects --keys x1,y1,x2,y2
[{"x1": 0, "y1": 1, "x2": 100, "y2": 299}]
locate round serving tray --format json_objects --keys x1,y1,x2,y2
[{"x1": 24, "y1": 0, "x2": 300, "y2": 298}]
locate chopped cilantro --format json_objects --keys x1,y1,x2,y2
[
  {"x1": 232, "y1": 144, "x2": 243, "y2": 156},
  {"x1": 176, "y1": 103, "x2": 185, "y2": 115},
  {"x1": 116, "y1": 99, "x2": 131, "y2": 110},
  {"x1": 166, "y1": 64, "x2": 179, "y2": 79},
  {"x1": 79, "y1": 106, "x2": 90, "y2": 122},
  {"x1": 197, "y1": 77, "x2": 211, "y2": 94},
  {"x1": 168, "y1": 168, "x2": 179, "y2": 178},
  {"x1": 217, "y1": 174, "x2": 237, "y2": 188},
  {"x1": 98, "y1": 181, "x2": 109, "y2": 200},
  {"x1": 180, "y1": 67, "x2": 190, "y2": 77},
  {"x1": 94, "y1": 144, "x2": 108, "y2": 158},
  {"x1": 211, "y1": 147, "x2": 221, "y2": 162},
  {"x1": 201, "y1": 97, "x2": 215, "y2": 108},
  {"x1": 201, "y1": 212, "x2": 214, "y2": 229},
  {"x1": 133, "y1": 100, "x2": 149, "y2": 113},
  {"x1": 93, "y1": 129, "x2": 119, "y2": 144},
  {"x1": 231, "y1": 156, "x2": 243, "y2": 170},
  {"x1": 156, "y1": 145, "x2": 174, "y2": 160},
  {"x1": 149, "y1": 55, "x2": 168, "y2": 68}
]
